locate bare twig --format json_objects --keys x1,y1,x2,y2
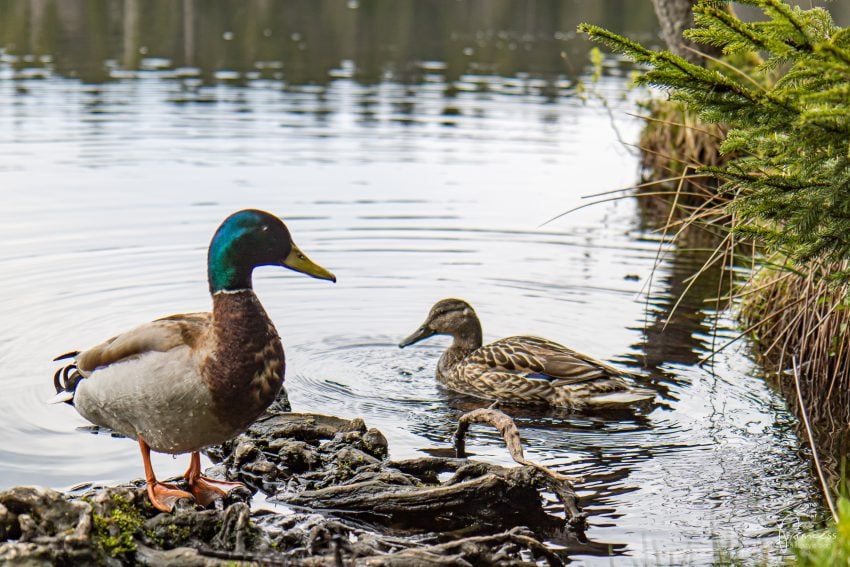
[
  {"x1": 580, "y1": 173, "x2": 713, "y2": 200},
  {"x1": 792, "y1": 355, "x2": 838, "y2": 523},
  {"x1": 626, "y1": 111, "x2": 725, "y2": 140},
  {"x1": 539, "y1": 190, "x2": 715, "y2": 228},
  {"x1": 698, "y1": 293, "x2": 808, "y2": 365},
  {"x1": 454, "y1": 408, "x2": 579, "y2": 483}
]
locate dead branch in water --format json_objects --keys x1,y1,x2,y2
[
  {"x1": 454, "y1": 407, "x2": 579, "y2": 483},
  {"x1": 197, "y1": 525, "x2": 565, "y2": 567},
  {"x1": 453, "y1": 407, "x2": 586, "y2": 528},
  {"x1": 209, "y1": 412, "x2": 586, "y2": 532}
]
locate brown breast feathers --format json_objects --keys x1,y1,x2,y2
[{"x1": 202, "y1": 291, "x2": 285, "y2": 429}]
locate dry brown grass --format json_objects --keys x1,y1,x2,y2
[
  {"x1": 740, "y1": 261, "x2": 850, "y2": 483},
  {"x1": 637, "y1": 98, "x2": 728, "y2": 203}
]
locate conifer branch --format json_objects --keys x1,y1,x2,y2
[{"x1": 581, "y1": 0, "x2": 850, "y2": 282}]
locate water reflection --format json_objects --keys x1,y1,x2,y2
[
  {"x1": 632, "y1": 199, "x2": 741, "y2": 371},
  {"x1": 0, "y1": 0, "x2": 659, "y2": 85}
]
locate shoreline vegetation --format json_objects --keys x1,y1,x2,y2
[{"x1": 580, "y1": 0, "x2": 850, "y2": 561}]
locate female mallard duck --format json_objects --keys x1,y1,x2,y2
[
  {"x1": 51, "y1": 209, "x2": 335, "y2": 512},
  {"x1": 399, "y1": 298, "x2": 653, "y2": 409}
]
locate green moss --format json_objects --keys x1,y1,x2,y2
[
  {"x1": 335, "y1": 457, "x2": 357, "y2": 480},
  {"x1": 141, "y1": 517, "x2": 195, "y2": 549},
  {"x1": 91, "y1": 494, "x2": 145, "y2": 559},
  {"x1": 164, "y1": 521, "x2": 191, "y2": 543}
]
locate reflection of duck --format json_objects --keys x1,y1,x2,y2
[
  {"x1": 51, "y1": 209, "x2": 336, "y2": 512},
  {"x1": 399, "y1": 298, "x2": 653, "y2": 409}
]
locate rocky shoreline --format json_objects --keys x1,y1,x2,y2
[{"x1": 0, "y1": 409, "x2": 585, "y2": 565}]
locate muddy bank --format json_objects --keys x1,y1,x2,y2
[{"x1": 0, "y1": 411, "x2": 584, "y2": 566}]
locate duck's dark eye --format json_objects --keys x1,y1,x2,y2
[{"x1": 261, "y1": 225, "x2": 269, "y2": 232}]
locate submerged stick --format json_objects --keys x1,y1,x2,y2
[
  {"x1": 792, "y1": 356, "x2": 838, "y2": 523},
  {"x1": 453, "y1": 407, "x2": 580, "y2": 484}
]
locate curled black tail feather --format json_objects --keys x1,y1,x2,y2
[
  {"x1": 53, "y1": 350, "x2": 80, "y2": 362},
  {"x1": 53, "y1": 362, "x2": 83, "y2": 405}
]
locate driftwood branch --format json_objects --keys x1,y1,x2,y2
[
  {"x1": 197, "y1": 526, "x2": 565, "y2": 566},
  {"x1": 453, "y1": 407, "x2": 587, "y2": 528},
  {"x1": 453, "y1": 407, "x2": 581, "y2": 483},
  {"x1": 376, "y1": 526, "x2": 566, "y2": 567}
]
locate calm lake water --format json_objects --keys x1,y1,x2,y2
[{"x1": 0, "y1": 1, "x2": 827, "y2": 564}]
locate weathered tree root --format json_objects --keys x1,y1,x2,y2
[
  {"x1": 209, "y1": 411, "x2": 584, "y2": 532},
  {"x1": 0, "y1": 482, "x2": 569, "y2": 565},
  {"x1": 196, "y1": 525, "x2": 565, "y2": 566},
  {"x1": 394, "y1": 526, "x2": 565, "y2": 567},
  {"x1": 0, "y1": 411, "x2": 584, "y2": 564}
]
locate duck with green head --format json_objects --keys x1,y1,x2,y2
[
  {"x1": 400, "y1": 298, "x2": 654, "y2": 409},
  {"x1": 51, "y1": 209, "x2": 335, "y2": 512}
]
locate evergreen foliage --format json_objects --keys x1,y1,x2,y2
[{"x1": 580, "y1": 1, "x2": 850, "y2": 276}]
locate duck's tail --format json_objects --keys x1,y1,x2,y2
[{"x1": 50, "y1": 351, "x2": 83, "y2": 405}]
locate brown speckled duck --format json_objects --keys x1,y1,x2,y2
[
  {"x1": 50, "y1": 209, "x2": 335, "y2": 512},
  {"x1": 399, "y1": 298, "x2": 653, "y2": 409}
]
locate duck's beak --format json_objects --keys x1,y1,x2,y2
[
  {"x1": 399, "y1": 325, "x2": 435, "y2": 348},
  {"x1": 283, "y1": 243, "x2": 336, "y2": 282}
]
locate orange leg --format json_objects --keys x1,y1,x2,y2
[
  {"x1": 139, "y1": 437, "x2": 194, "y2": 513},
  {"x1": 183, "y1": 451, "x2": 246, "y2": 508}
]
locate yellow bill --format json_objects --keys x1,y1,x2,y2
[{"x1": 282, "y1": 243, "x2": 336, "y2": 282}]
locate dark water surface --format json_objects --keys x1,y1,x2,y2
[{"x1": 0, "y1": 1, "x2": 826, "y2": 564}]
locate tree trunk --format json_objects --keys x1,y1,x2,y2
[{"x1": 650, "y1": 0, "x2": 721, "y2": 64}]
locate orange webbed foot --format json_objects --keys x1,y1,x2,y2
[
  {"x1": 146, "y1": 480, "x2": 194, "y2": 513},
  {"x1": 188, "y1": 476, "x2": 246, "y2": 508},
  {"x1": 138, "y1": 437, "x2": 195, "y2": 513},
  {"x1": 183, "y1": 451, "x2": 246, "y2": 507}
]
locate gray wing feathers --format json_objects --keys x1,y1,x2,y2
[{"x1": 75, "y1": 313, "x2": 210, "y2": 374}]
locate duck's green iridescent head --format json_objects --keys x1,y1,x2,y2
[{"x1": 207, "y1": 209, "x2": 336, "y2": 293}]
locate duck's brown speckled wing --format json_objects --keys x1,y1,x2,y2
[
  {"x1": 474, "y1": 336, "x2": 628, "y2": 381},
  {"x1": 75, "y1": 313, "x2": 211, "y2": 375},
  {"x1": 452, "y1": 336, "x2": 645, "y2": 407}
]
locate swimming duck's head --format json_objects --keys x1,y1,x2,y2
[
  {"x1": 399, "y1": 298, "x2": 480, "y2": 348},
  {"x1": 208, "y1": 209, "x2": 336, "y2": 293}
]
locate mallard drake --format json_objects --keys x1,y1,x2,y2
[
  {"x1": 399, "y1": 298, "x2": 653, "y2": 409},
  {"x1": 51, "y1": 209, "x2": 335, "y2": 512}
]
